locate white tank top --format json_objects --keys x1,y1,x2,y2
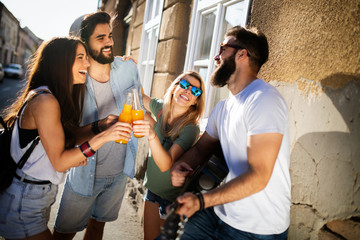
[{"x1": 10, "y1": 86, "x2": 65, "y2": 184}]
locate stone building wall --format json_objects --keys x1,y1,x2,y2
[
  {"x1": 250, "y1": 0, "x2": 360, "y2": 239},
  {"x1": 0, "y1": 3, "x2": 19, "y2": 65},
  {"x1": 151, "y1": 0, "x2": 192, "y2": 98}
]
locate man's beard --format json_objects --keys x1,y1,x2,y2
[
  {"x1": 210, "y1": 53, "x2": 236, "y2": 87},
  {"x1": 89, "y1": 46, "x2": 114, "y2": 64}
]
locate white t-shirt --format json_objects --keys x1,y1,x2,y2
[{"x1": 206, "y1": 79, "x2": 291, "y2": 234}]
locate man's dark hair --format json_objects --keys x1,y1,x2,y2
[
  {"x1": 80, "y1": 11, "x2": 112, "y2": 45},
  {"x1": 226, "y1": 26, "x2": 269, "y2": 73}
]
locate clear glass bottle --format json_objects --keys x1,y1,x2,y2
[
  {"x1": 115, "y1": 92, "x2": 133, "y2": 144},
  {"x1": 131, "y1": 88, "x2": 144, "y2": 138}
]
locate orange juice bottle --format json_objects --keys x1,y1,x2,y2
[
  {"x1": 131, "y1": 88, "x2": 144, "y2": 138},
  {"x1": 115, "y1": 92, "x2": 133, "y2": 144}
]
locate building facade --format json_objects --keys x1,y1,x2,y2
[
  {"x1": 0, "y1": 3, "x2": 41, "y2": 68},
  {"x1": 101, "y1": 0, "x2": 360, "y2": 239}
]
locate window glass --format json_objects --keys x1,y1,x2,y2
[
  {"x1": 195, "y1": 12, "x2": 216, "y2": 61},
  {"x1": 139, "y1": 0, "x2": 164, "y2": 95},
  {"x1": 184, "y1": 0, "x2": 250, "y2": 117},
  {"x1": 142, "y1": 31, "x2": 150, "y2": 62},
  {"x1": 198, "y1": 67, "x2": 208, "y2": 84},
  {"x1": 214, "y1": 2, "x2": 247, "y2": 108},
  {"x1": 149, "y1": 27, "x2": 159, "y2": 60},
  {"x1": 145, "y1": 1, "x2": 154, "y2": 23},
  {"x1": 154, "y1": 0, "x2": 161, "y2": 18}
]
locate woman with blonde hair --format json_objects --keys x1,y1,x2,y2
[{"x1": 133, "y1": 70, "x2": 205, "y2": 240}]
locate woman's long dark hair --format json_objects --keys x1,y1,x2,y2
[{"x1": 3, "y1": 37, "x2": 87, "y2": 148}]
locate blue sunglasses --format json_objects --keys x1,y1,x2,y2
[{"x1": 179, "y1": 79, "x2": 202, "y2": 97}]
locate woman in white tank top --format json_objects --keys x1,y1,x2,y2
[{"x1": 0, "y1": 37, "x2": 133, "y2": 240}]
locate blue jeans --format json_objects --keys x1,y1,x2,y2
[{"x1": 156, "y1": 207, "x2": 288, "y2": 240}]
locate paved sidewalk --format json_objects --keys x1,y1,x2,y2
[{"x1": 0, "y1": 183, "x2": 143, "y2": 240}]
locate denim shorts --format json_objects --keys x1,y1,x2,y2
[
  {"x1": 157, "y1": 207, "x2": 288, "y2": 240},
  {"x1": 54, "y1": 173, "x2": 128, "y2": 233},
  {"x1": 0, "y1": 175, "x2": 57, "y2": 239},
  {"x1": 144, "y1": 189, "x2": 173, "y2": 219}
]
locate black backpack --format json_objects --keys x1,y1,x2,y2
[{"x1": 0, "y1": 91, "x2": 48, "y2": 192}]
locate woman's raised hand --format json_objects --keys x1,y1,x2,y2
[{"x1": 132, "y1": 119, "x2": 155, "y2": 140}]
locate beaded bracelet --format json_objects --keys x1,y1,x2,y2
[
  {"x1": 79, "y1": 141, "x2": 96, "y2": 158},
  {"x1": 195, "y1": 192, "x2": 205, "y2": 211},
  {"x1": 91, "y1": 120, "x2": 100, "y2": 135}
]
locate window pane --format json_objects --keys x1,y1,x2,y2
[
  {"x1": 195, "y1": 12, "x2": 216, "y2": 61},
  {"x1": 149, "y1": 27, "x2": 159, "y2": 61},
  {"x1": 212, "y1": 2, "x2": 246, "y2": 114},
  {"x1": 145, "y1": 1, "x2": 154, "y2": 23},
  {"x1": 142, "y1": 31, "x2": 150, "y2": 61},
  {"x1": 221, "y1": 2, "x2": 246, "y2": 37},
  {"x1": 154, "y1": 0, "x2": 162, "y2": 18},
  {"x1": 195, "y1": 67, "x2": 208, "y2": 84}
]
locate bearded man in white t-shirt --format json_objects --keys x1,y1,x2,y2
[{"x1": 169, "y1": 26, "x2": 291, "y2": 239}]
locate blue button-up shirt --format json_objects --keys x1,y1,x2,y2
[{"x1": 66, "y1": 58, "x2": 142, "y2": 196}]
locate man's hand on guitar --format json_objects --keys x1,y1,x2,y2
[
  {"x1": 175, "y1": 192, "x2": 201, "y2": 219},
  {"x1": 171, "y1": 162, "x2": 193, "y2": 187}
]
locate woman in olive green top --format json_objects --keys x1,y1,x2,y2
[{"x1": 133, "y1": 71, "x2": 205, "y2": 240}]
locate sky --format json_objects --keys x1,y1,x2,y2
[{"x1": 1, "y1": 0, "x2": 100, "y2": 40}]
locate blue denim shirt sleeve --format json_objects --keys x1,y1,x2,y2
[{"x1": 67, "y1": 58, "x2": 141, "y2": 197}]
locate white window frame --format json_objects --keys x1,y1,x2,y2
[
  {"x1": 138, "y1": 0, "x2": 164, "y2": 96},
  {"x1": 184, "y1": 0, "x2": 250, "y2": 117}
]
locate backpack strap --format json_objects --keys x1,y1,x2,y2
[
  {"x1": 15, "y1": 90, "x2": 51, "y2": 169},
  {"x1": 17, "y1": 136, "x2": 40, "y2": 169}
]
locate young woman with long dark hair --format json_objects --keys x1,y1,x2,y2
[{"x1": 0, "y1": 37, "x2": 132, "y2": 240}]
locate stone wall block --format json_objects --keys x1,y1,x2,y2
[
  {"x1": 289, "y1": 205, "x2": 324, "y2": 239},
  {"x1": 134, "y1": 137, "x2": 149, "y2": 179},
  {"x1": 290, "y1": 143, "x2": 317, "y2": 205},
  {"x1": 164, "y1": 0, "x2": 189, "y2": 9},
  {"x1": 318, "y1": 230, "x2": 343, "y2": 240},
  {"x1": 134, "y1": 1, "x2": 146, "y2": 27},
  {"x1": 316, "y1": 159, "x2": 355, "y2": 217},
  {"x1": 159, "y1": 2, "x2": 189, "y2": 40},
  {"x1": 155, "y1": 39, "x2": 183, "y2": 73},
  {"x1": 130, "y1": 48, "x2": 140, "y2": 61},
  {"x1": 151, "y1": 73, "x2": 176, "y2": 98},
  {"x1": 132, "y1": 25, "x2": 143, "y2": 49},
  {"x1": 326, "y1": 219, "x2": 360, "y2": 240}
]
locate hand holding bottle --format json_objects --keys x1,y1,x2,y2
[
  {"x1": 131, "y1": 88, "x2": 144, "y2": 138},
  {"x1": 132, "y1": 118, "x2": 155, "y2": 141},
  {"x1": 115, "y1": 92, "x2": 133, "y2": 144}
]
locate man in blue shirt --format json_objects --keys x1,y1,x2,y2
[{"x1": 53, "y1": 11, "x2": 142, "y2": 240}]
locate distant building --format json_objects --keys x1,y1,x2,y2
[
  {"x1": 20, "y1": 27, "x2": 42, "y2": 68},
  {"x1": 0, "y1": 2, "x2": 42, "y2": 67}
]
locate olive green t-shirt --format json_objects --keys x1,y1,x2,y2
[{"x1": 143, "y1": 98, "x2": 200, "y2": 201}]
